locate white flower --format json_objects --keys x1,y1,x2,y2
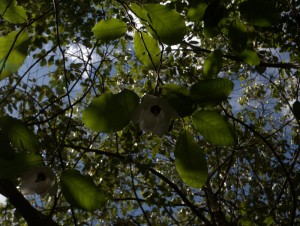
[
  {"x1": 133, "y1": 94, "x2": 178, "y2": 136},
  {"x1": 20, "y1": 166, "x2": 57, "y2": 197}
]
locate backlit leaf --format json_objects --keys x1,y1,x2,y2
[
  {"x1": 0, "y1": 29, "x2": 29, "y2": 80},
  {"x1": 60, "y1": 170, "x2": 106, "y2": 211},
  {"x1": 190, "y1": 78, "x2": 234, "y2": 106},
  {"x1": 82, "y1": 89, "x2": 139, "y2": 132},
  {"x1": 239, "y1": 48, "x2": 260, "y2": 66},
  {"x1": 228, "y1": 20, "x2": 248, "y2": 52},
  {"x1": 203, "y1": 49, "x2": 223, "y2": 79},
  {"x1": 0, "y1": 116, "x2": 39, "y2": 152},
  {"x1": 203, "y1": 0, "x2": 227, "y2": 38},
  {"x1": 187, "y1": 2, "x2": 207, "y2": 22},
  {"x1": 0, "y1": 0, "x2": 27, "y2": 24},
  {"x1": 132, "y1": 3, "x2": 186, "y2": 45},
  {"x1": 92, "y1": 18, "x2": 127, "y2": 42},
  {"x1": 130, "y1": 3, "x2": 148, "y2": 22},
  {"x1": 0, "y1": 152, "x2": 43, "y2": 179},
  {"x1": 192, "y1": 110, "x2": 237, "y2": 146},
  {"x1": 162, "y1": 84, "x2": 195, "y2": 117},
  {"x1": 134, "y1": 31, "x2": 161, "y2": 70},
  {"x1": 175, "y1": 130, "x2": 208, "y2": 188}
]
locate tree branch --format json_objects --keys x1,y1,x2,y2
[
  {"x1": 183, "y1": 41, "x2": 300, "y2": 70},
  {"x1": 0, "y1": 179, "x2": 58, "y2": 226},
  {"x1": 148, "y1": 167, "x2": 213, "y2": 225}
]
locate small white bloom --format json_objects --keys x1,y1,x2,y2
[
  {"x1": 20, "y1": 166, "x2": 57, "y2": 197},
  {"x1": 133, "y1": 94, "x2": 178, "y2": 136}
]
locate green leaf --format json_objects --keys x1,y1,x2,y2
[
  {"x1": 190, "y1": 78, "x2": 234, "y2": 106},
  {"x1": 263, "y1": 216, "x2": 274, "y2": 226},
  {"x1": 239, "y1": 0, "x2": 281, "y2": 27},
  {"x1": 60, "y1": 170, "x2": 107, "y2": 211},
  {"x1": 203, "y1": 0, "x2": 227, "y2": 38},
  {"x1": 134, "y1": 31, "x2": 161, "y2": 70},
  {"x1": 0, "y1": 0, "x2": 27, "y2": 24},
  {"x1": 0, "y1": 152, "x2": 43, "y2": 179},
  {"x1": 0, "y1": 29, "x2": 29, "y2": 80},
  {"x1": 162, "y1": 84, "x2": 195, "y2": 117},
  {"x1": 187, "y1": 2, "x2": 207, "y2": 22},
  {"x1": 192, "y1": 110, "x2": 237, "y2": 146},
  {"x1": 132, "y1": 3, "x2": 186, "y2": 45},
  {"x1": 174, "y1": 130, "x2": 208, "y2": 188},
  {"x1": 0, "y1": 116, "x2": 39, "y2": 152},
  {"x1": 130, "y1": 3, "x2": 148, "y2": 22},
  {"x1": 239, "y1": 48, "x2": 260, "y2": 66},
  {"x1": 228, "y1": 20, "x2": 248, "y2": 52},
  {"x1": 82, "y1": 89, "x2": 139, "y2": 132},
  {"x1": 203, "y1": 49, "x2": 223, "y2": 79},
  {"x1": 92, "y1": 18, "x2": 127, "y2": 42}
]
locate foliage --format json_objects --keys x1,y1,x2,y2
[{"x1": 0, "y1": 0, "x2": 299, "y2": 225}]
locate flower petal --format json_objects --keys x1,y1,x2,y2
[
  {"x1": 20, "y1": 166, "x2": 57, "y2": 196},
  {"x1": 134, "y1": 94, "x2": 178, "y2": 135}
]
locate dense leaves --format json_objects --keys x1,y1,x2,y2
[{"x1": 0, "y1": 0, "x2": 299, "y2": 225}]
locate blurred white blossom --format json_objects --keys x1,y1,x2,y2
[
  {"x1": 133, "y1": 94, "x2": 178, "y2": 136},
  {"x1": 20, "y1": 166, "x2": 57, "y2": 197}
]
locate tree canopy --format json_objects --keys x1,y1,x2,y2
[{"x1": 0, "y1": 0, "x2": 300, "y2": 225}]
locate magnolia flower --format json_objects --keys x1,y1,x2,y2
[
  {"x1": 20, "y1": 166, "x2": 57, "y2": 197},
  {"x1": 133, "y1": 94, "x2": 178, "y2": 136}
]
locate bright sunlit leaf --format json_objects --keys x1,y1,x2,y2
[
  {"x1": 134, "y1": 31, "x2": 161, "y2": 70},
  {"x1": 0, "y1": 29, "x2": 29, "y2": 80},
  {"x1": 60, "y1": 170, "x2": 107, "y2": 211},
  {"x1": 130, "y1": 3, "x2": 148, "y2": 21},
  {"x1": 131, "y1": 3, "x2": 186, "y2": 45},
  {"x1": 82, "y1": 89, "x2": 139, "y2": 132},
  {"x1": 92, "y1": 18, "x2": 127, "y2": 42},
  {"x1": 175, "y1": 130, "x2": 208, "y2": 188},
  {"x1": 0, "y1": 0, "x2": 27, "y2": 24},
  {"x1": 192, "y1": 110, "x2": 237, "y2": 146}
]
